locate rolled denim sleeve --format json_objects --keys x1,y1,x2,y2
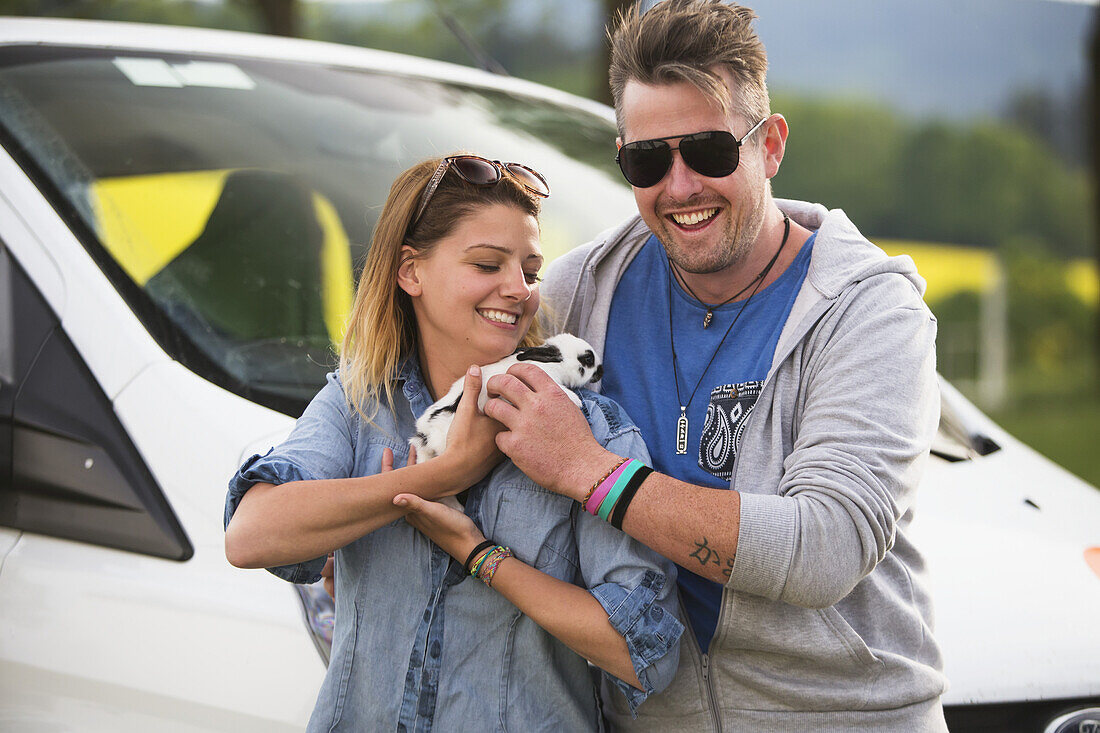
[
  {"x1": 575, "y1": 393, "x2": 684, "y2": 716},
  {"x1": 225, "y1": 451, "x2": 327, "y2": 583},
  {"x1": 589, "y1": 569, "x2": 683, "y2": 714},
  {"x1": 223, "y1": 372, "x2": 356, "y2": 584}
]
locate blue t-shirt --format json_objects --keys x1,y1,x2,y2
[{"x1": 603, "y1": 232, "x2": 815, "y2": 652}]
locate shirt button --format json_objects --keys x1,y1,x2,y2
[
  {"x1": 423, "y1": 609, "x2": 431, "y2": 622},
  {"x1": 430, "y1": 640, "x2": 442, "y2": 659}
]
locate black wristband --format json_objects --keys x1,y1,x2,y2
[
  {"x1": 464, "y1": 540, "x2": 496, "y2": 574},
  {"x1": 610, "y1": 466, "x2": 652, "y2": 530}
]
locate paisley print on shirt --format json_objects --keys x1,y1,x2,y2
[{"x1": 699, "y1": 380, "x2": 763, "y2": 480}]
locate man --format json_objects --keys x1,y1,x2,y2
[{"x1": 483, "y1": 0, "x2": 948, "y2": 730}]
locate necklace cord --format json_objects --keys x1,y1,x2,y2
[
  {"x1": 669, "y1": 253, "x2": 759, "y2": 314},
  {"x1": 668, "y1": 214, "x2": 792, "y2": 414}
]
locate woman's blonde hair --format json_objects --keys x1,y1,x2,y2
[{"x1": 339, "y1": 156, "x2": 544, "y2": 421}]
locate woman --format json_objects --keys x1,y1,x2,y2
[{"x1": 223, "y1": 155, "x2": 682, "y2": 731}]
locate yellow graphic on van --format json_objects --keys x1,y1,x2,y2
[{"x1": 90, "y1": 169, "x2": 353, "y2": 345}]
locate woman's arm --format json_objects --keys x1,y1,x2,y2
[
  {"x1": 393, "y1": 492, "x2": 642, "y2": 689},
  {"x1": 227, "y1": 448, "x2": 464, "y2": 569},
  {"x1": 225, "y1": 367, "x2": 503, "y2": 570}
]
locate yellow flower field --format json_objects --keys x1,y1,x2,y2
[{"x1": 878, "y1": 239, "x2": 1097, "y2": 307}]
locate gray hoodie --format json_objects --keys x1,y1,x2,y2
[{"x1": 544, "y1": 200, "x2": 948, "y2": 732}]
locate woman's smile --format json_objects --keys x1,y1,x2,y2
[{"x1": 477, "y1": 307, "x2": 521, "y2": 326}]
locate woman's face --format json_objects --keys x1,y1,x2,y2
[{"x1": 400, "y1": 203, "x2": 543, "y2": 379}]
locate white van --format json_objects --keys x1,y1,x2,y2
[{"x1": 0, "y1": 17, "x2": 1097, "y2": 732}]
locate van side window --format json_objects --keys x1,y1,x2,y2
[{"x1": 0, "y1": 244, "x2": 191, "y2": 560}]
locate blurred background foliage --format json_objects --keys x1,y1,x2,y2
[{"x1": 3, "y1": 0, "x2": 1098, "y2": 483}]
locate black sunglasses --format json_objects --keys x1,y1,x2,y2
[
  {"x1": 411, "y1": 155, "x2": 550, "y2": 228},
  {"x1": 615, "y1": 117, "x2": 768, "y2": 188}
]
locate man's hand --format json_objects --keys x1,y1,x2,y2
[{"x1": 484, "y1": 363, "x2": 615, "y2": 500}]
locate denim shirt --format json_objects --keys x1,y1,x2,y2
[{"x1": 225, "y1": 365, "x2": 683, "y2": 732}]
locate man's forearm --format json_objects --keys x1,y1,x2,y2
[
  {"x1": 484, "y1": 370, "x2": 742, "y2": 584},
  {"x1": 537, "y1": 442, "x2": 744, "y2": 585},
  {"x1": 617, "y1": 471, "x2": 742, "y2": 585}
]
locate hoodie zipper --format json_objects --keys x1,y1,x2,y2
[
  {"x1": 700, "y1": 652, "x2": 723, "y2": 733},
  {"x1": 677, "y1": 592, "x2": 724, "y2": 733}
]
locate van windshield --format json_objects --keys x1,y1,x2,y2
[{"x1": 0, "y1": 45, "x2": 635, "y2": 414}]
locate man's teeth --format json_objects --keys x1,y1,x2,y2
[
  {"x1": 671, "y1": 208, "x2": 718, "y2": 226},
  {"x1": 480, "y1": 309, "x2": 518, "y2": 324}
]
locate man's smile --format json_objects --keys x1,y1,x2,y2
[{"x1": 669, "y1": 207, "x2": 720, "y2": 229}]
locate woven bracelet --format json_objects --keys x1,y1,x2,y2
[
  {"x1": 471, "y1": 545, "x2": 499, "y2": 578},
  {"x1": 479, "y1": 547, "x2": 513, "y2": 587},
  {"x1": 580, "y1": 457, "x2": 628, "y2": 508}
]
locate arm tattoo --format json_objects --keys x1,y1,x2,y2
[
  {"x1": 688, "y1": 537, "x2": 736, "y2": 579},
  {"x1": 688, "y1": 537, "x2": 720, "y2": 567}
]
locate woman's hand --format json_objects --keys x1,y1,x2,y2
[
  {"x1": 321, "y1": 553, "x2": 335, "y2": 599},
  {"x1": 439, "y1": 365, "x2": 506, "y2": 490},
  {"x1": 394, "y1": 492, "x2": 486, "y2": 564}
]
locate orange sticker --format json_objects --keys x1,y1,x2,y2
[{"x1": 1086, "y1": 547, "x2": 1100, "y2": 579}]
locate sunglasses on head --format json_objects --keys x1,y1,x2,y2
[
  {"x1": 411, "y1": 155, "x2": 551, "y2": 229},
  {"x1": 615, "y1": 117, "x2": 768, "y2": 188}
]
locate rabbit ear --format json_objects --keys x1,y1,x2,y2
[{"x1": 514, "y1": 344, "x2": 563, "y2": 364}]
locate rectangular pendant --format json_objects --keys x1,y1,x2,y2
[{"x1": 676, "y1": 414, "x2": 688, "y2": 455}]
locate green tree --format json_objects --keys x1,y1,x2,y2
[
  {"x1": 894, "y1": 121, "x2": 1092, "y2": 255},
  {"x1": 237, "y1": 0, "x2": 299, "y2": 36},
  {"x1": 771, "y1": 95, "x2": 902, "y2": 235}
]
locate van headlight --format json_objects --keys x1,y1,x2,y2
[
  {"x1": 294, "y1": 582, "x2": 335, "y2": 665},
  {"x1": 1044, "y1": 707, "x2": 1100, "y2": 733}
]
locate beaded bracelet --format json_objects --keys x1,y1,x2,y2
[
  {"x1": 580, "y1": 457, "x2": 628, "y2": 508},
  {"x1": 470, "y1": 546, "x2": 497, "y2": 578},
  {"x1": 477, "y1": 546, "x2": 513, "y2": 587}
]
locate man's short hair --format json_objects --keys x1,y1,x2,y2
[{"x1": 608, "y1": 0, "x2": 771, "y2": 136}]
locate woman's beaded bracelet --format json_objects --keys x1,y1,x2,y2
[
  {"x1": 470, "y1": 546, "x2": 496, "y2": 578},
  {"x1": 477, "y1": 546, "x2": 513, "y2": 587}
]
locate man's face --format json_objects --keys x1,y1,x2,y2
[{"x1": 619, "y1": 70, "x2": 770, "y2": 275}]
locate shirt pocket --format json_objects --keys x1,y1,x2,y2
[
  {"x1": 359, "y1": 435, "x2": 409, "y2": 528},
  {"x1": 484, "y1": 481, "x2": 578, "y2": 581},
  {"x1": 699, "y1": 380, "x2": 764, "y2": 481}
]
